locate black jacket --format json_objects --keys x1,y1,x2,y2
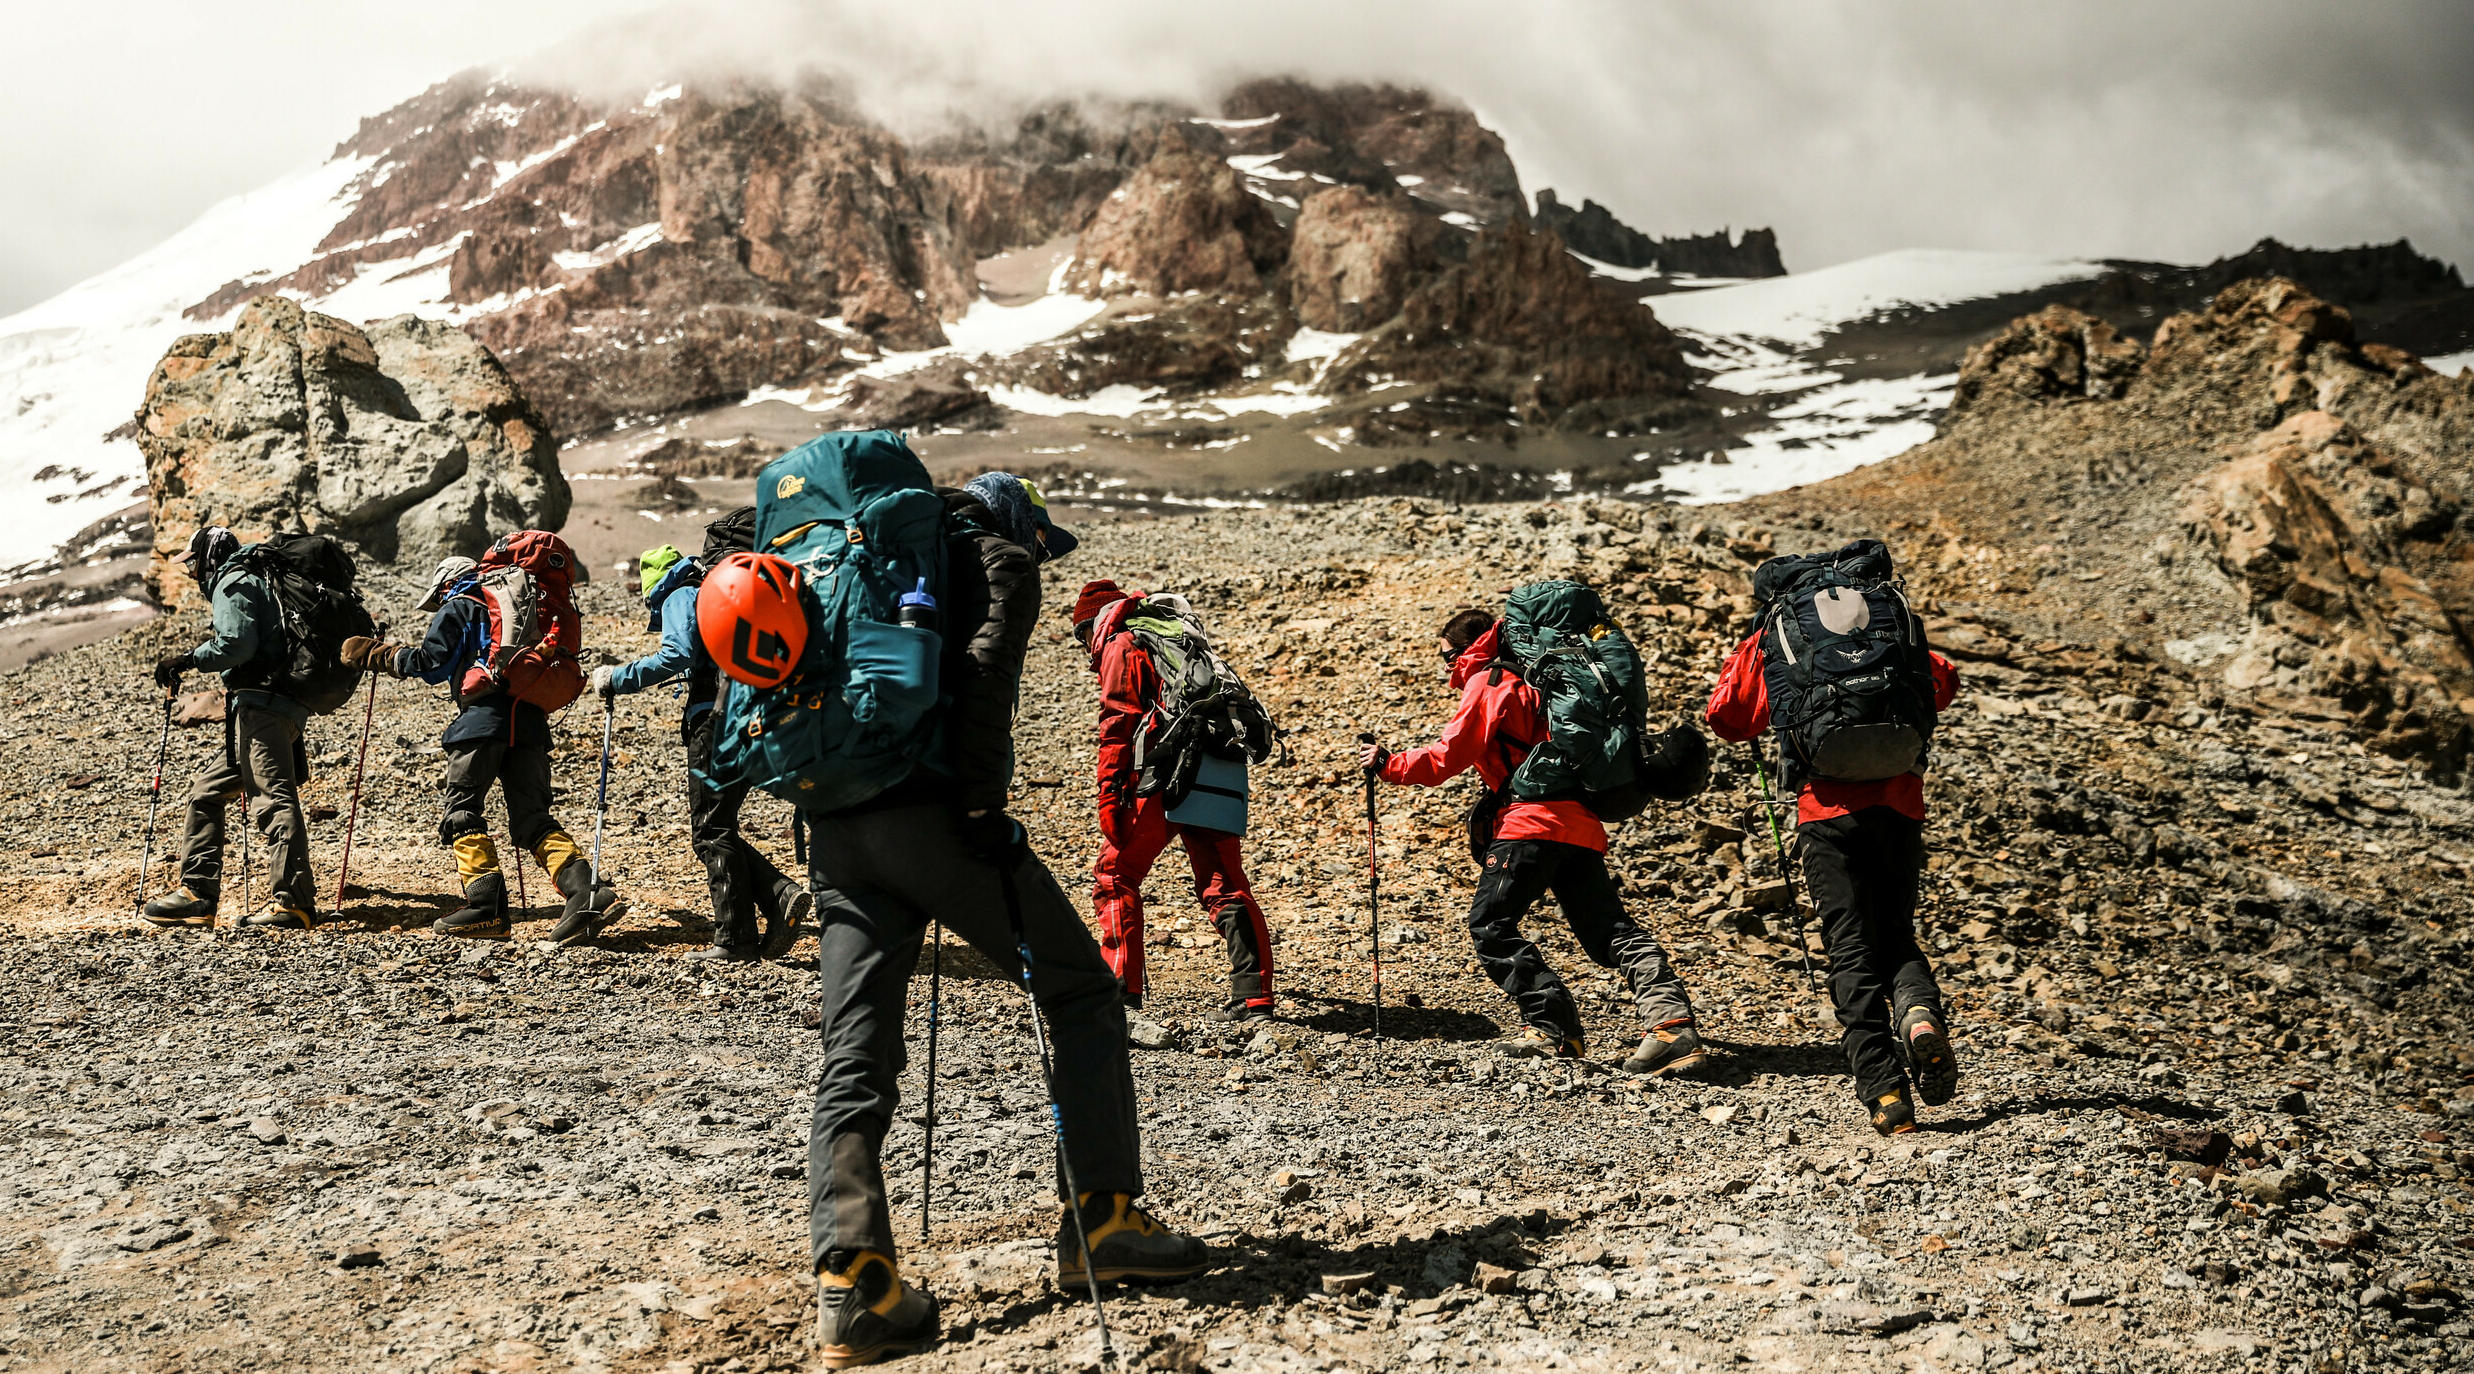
[{"x1": 853, "y1": 490, "x2": 1040, "y2": 816}]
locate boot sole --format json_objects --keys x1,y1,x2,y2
[
  {"x1": 1059, "y1": 1261, "x2": 1213, "y2": 1288},
  {"x1": 140, "y1": 914, "x2": 214, "y2": 928},
  {"x1": 557, "y1": 900, "x2": 629, "y2": 948},
  {"x1": 432, "y1": 922, "x2": 510, "y2": 940},
  {"x1": 1906, "y1": 1025, "x2": 1959, "y2": 1107},
  {"x1": 1624, "y1": 1049, "x2": 1709, "y2": 1078},
  {"x1": 818, "y1": 1332, "x2": 937, "y2": 1369},
  {"x1": 763, "y1": 892, "x2": 812, "y2": 959}
]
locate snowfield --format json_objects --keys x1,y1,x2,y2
[{"x1": 1647, "y1": 249, "x2": 2106, "y2": 349}]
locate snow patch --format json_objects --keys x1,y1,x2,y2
[
  {"x1": 552, "y1": 222, "x2": 667, "y2": 272},
  {"x1": 1647, "y1": 250, "x2": 2106, "y2": 349},
  {"x1": 1634, "y1": 372, "x2": 1955, "y2": 505},
  {"x1": 1283, "y1": 329, "x2": 1360, "y2": 366},
  {"x1": 986, "y1": 384, "x2": 1161, "y2": 418},
  {"x1": 2424, "y1": 349, "x2": 2474, "y2": 378}
]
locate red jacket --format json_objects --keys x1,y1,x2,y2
[
  {"x1": 1090, "y1": 595, "x2": 1159, "y2": 809},
  {"x1": 1704, "y1": 630, "x2": 1960, "y2": 823},
  {"x1": 1379, "y1": 623, "x2": 1608, "y2": 852}
]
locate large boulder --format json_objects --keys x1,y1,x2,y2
[
  {"x1": 137, "y1": 297, "x2": 569, "y2": 606},
  {"x1": 1289, "y1": 186, "x2": 1436, "y2": 332}
]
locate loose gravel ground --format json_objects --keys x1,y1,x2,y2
[{"x1": 4, "y1": 499, "x2": 2470, "y2": 1373}]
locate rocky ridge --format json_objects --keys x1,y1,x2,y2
[
  {"x1": 1533, "y1": 190, "x2": 1787, "y2": 279},
  {"x1": 1755, "y1": 276, "x2": 2474, "y2": 774},
  {"x1": 135, "y1": 297, "x2": 569, "y2": 606}
]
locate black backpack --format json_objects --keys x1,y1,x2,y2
[
  {"x1": 1751, "y1": 538, "x2": 1936, "y2": 783},
  {"x1": 1119, "y1": 597, "x2": 1281, "y2": 806},
  {"x1": 220, "y1": 532, "x2": 377, "y2": 715}
]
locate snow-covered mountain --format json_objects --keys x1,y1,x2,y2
[{"x1": 6, "y1": 63, "x2": 2470, "y2": 578}]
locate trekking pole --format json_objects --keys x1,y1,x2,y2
[
  {"x1": 1751, "y1": 753, "x2": 1817, "y2": 993},
  {"x1": 997, "y1": 850, "x2": 1115, "y2": 1368},
  {"x1": 920, "y1": 921, "x2": 942, "y2": 1243},
  {"x1": 508, "y1": 801, "x2": 529, "y2": 915},
  {"x1": 1356, "y1": 733, "x2": 1384, "y2": 1041},
  {"x1": 332, "y1": 665, "x2": 381, "y2": 907},
  {"x1": 137, "y1": 696, "x2": 174, "y2": 914},
  {"x1": 588, "y1": 696, "x2": 615, "y2": 884},
  {"x1": 236, "y1": 782, "x2": 253, "y2": 921}
]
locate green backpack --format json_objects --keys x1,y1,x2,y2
[
  {"x1": 705, "y1": 430, "x2": 948, "y2": 811},
  {"x1": 1496, "y1": 580, "x2": 1658, "y2": 821}
]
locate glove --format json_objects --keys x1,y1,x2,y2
[
  {"x1": 1358, "y1": 741, "x2": 1391, "y2": 774},
  {"x1": 590, "y1": 665, "x2": 617, "y2": 699},
  {"x1": 957, "y1": 809, "x2": 1030, "y2": 867},
  {"x1": 339, "y1": 636, "x2": 397, "y2": 673},
  {"x1": 152, "y1": 652, "x2": 195, "y2": 692},
  {"x1": 1096, "y1": 790, "x2": 1137, "y2": 849}
]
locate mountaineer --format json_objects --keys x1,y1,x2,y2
[
  {"x1": 693, "y1": 446, "x2": 1209, "y2": 1367},
  {"x1": 1072, "y1": 578, "x2": 1282, "y2": 1023},
  {"x1": 1361, "y1": 593, "x2": 1708, "y2": 1073},
  {"x1": 590, "y1": 509, "x2": 810, "y2": 962},
  {"x1": 339, "y1": 531, "x2": 622, "y2": 942},
  {"x1": 144, "y1": 525, "x2": 373, "y2": 930},
  {"x1": 1706, "y1": 537, "x2": 1962, "y2": 1136}
]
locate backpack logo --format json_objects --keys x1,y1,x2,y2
[
  {"x1": 776, "y1": 474, "x2": 806, "y2": 500},
  {"x1": 1813, "y1": 587, "x2": 1871, "y2": 635}
]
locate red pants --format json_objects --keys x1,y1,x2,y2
[{"x1": 1093, "y1": 798, "x2": 1274, "y2": 1008}]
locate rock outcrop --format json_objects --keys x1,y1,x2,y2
[
  {"x1": 1062, "y1": 128, "x2": 1287, "y2": 297},
  {"x1": 1756, "y1": 277, "x2": 2474, "y2": 770},
  {"x1": 1328, "y1": 220, "x2": 1696, "y2": 426},
  {"x1": 137, "y1": 297, "x2": 568, "y2": 606},
  {"x1": 1288, "y1": 186, "x2": 1437, "y2": 332},
  {"x1": 1532, "y1": 190, "x2": 1787, "y2": 277}
]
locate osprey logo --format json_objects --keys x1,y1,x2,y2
[
  {"x1": 731, "y1": 618, "x2": 794, "y2": 680},
  {"x1": 775, "y1": 473, "x2": 806, "y2": 500}
]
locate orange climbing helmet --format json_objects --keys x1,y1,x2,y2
[{"x1": 698, "y1": 552, "x2": 809, "y2": 688}]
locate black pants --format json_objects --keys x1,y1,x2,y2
[
  {"x1": 1467, "y1": 839, "x2": 1695, "y2": 1042},
  {"x1": 439, "y1": 737, "x2": 562, "y2": 851},
  {"x1": 1798, "y1": 807, "x2": 1945, "y2": 1099},
  {"x1": 804, "y1": 804, "x2": 1140, "y2": 1271},
  {"x1": 177, "y1": 705, "x2": 313, "y2": 909},
  {"x1": 685, "y1": 711, "x2": 790, "y2": 948}
]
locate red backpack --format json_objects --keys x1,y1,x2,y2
[{"x1": 456, "y1": 530, "x2": 585, "y2": 712}]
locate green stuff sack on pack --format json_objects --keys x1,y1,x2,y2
[{"x1": 704, "y1": 430, "x2": 948, "y2": 811}]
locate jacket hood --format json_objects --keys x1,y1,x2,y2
[
  {"x1": 1449, "y1": 621, "x2": 1505, "y2": 692},
  {"x1": 643, "y1": 555, "x2": 702, "y2": 631},
  {"x1": 1085, "y1": 591, "x2": 1147, "y2": 669}
]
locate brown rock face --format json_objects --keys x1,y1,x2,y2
[
  {"x1": 2186, "y1": 412, "x2": 2471, "y2": 760},
  {"x1": 1289, "y1": 186, "x2": 1436, "y2": 332},
  {"x1": 137, "y1": 298, "x2": 568, "y2": 606},
  {"x1": 1220, "y1": 79, "x2": 1524, "y2": 225},
  {"x1": 1062, "y1": 128, "x2": 1287, "y2": 297},
  {"x1": 1328, "y1": 221, "x2": 1695, "y2": 425}
]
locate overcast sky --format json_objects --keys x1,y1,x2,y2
[{"x1": 7, "y1": 0, "x2": 2470, "y2": 316}]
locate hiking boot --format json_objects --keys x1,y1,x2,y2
[
  {"x1": 141, "y1": 886, "x2": 216, "y2": 928},
  {"x1": 1869, "y1": 1083, "x2": 1917, "y2": 1136},
  {"x1": 1621, "y1": 1020, "x2": 1709, "y2": 1078},
  {"x1": 435, "y1": 873, "x2": 509, "y2": 940},
  {"x1": 686, "y1": 943, "x2": 758, "y2": 964},
  {"x1": 238, "y1": 900, "x2": 317, "y2": 931},
  {"x1": 1900, "y1": 1006, "x2": 1960, "y2": 1107},
  {"x1": 1204, "y1": 1001, "x2": 1275, "y2": 1023},
  {"x1": 1055, "y1": 1193, "x2": 1211, "y2": 1287},
  {"x1": 762, "y1": 883, "x2": 811, "y2": 959},
  {"x1": 815, "y1": 1250, "x2": 938, "y2": 1369},
  {"x1": 551, "y1": 859, "x2": 626, "y2": 947},
  {"x1": 1497, "y1": 1026, "x2": 1585, "y2": 1060}
]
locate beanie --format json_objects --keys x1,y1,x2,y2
[{"x1": 1071, "y1": 579, "x2": 1130, "y2": 630}]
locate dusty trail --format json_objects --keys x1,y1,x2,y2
[{"x1": 4, "y1": 500, "x2": 2470, "y2": 1373}]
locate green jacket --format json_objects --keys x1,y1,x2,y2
[{"x1": 192, "y1": 561, "x2": 309, "y2": 723}]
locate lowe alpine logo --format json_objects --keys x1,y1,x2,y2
[{"x1": 775, "y1": 473, "x2": 806, "y2": 500}]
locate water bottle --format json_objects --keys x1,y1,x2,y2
[{"x1": 897, "y1": 577, "x2": 940, "y2": 634}]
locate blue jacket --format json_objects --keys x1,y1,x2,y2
[
  {"x1": 392, "y1": 593, "x2": 549, "y2": 750},
  {"x1": 609, "y1": 559, "x2": 715, "y2": 721},
  {"x1": 192, "y1": 563, "x2": 308, "y2": 724}
]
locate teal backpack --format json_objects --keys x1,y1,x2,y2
[
  {"x1": 1495, "y1": 580, "x2": 1657, "y2": 820},
  {"x1": 705, "y1": 430, "x2": 948, "y2": 811}
]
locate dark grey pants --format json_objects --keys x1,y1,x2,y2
[
  {"x1": 1466, "y1": 838, "x2": 1695, "y2": 1042},
  {"x1": 177, "y1": 705, "x2": 313, "y2": 910},
  {"x1": 805, "y1": 804, "x2": 1141, "y2": 1272},
  {"x1": 1799, "y1": 807, "x2": 1946, "y2": 1100},
  {"x1": 686, "y1": 711, "x2": 789, "y2": 948}
]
